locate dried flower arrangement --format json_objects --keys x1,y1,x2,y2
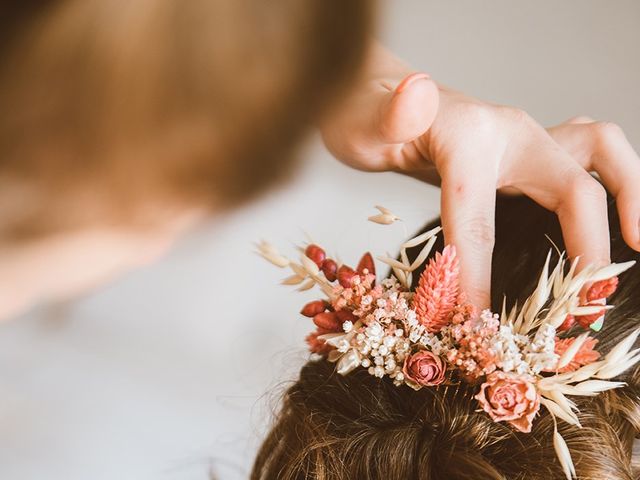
[{"x1": 257, "y1": 206, "x2": 638, "y2": 479}]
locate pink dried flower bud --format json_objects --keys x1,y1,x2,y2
[
  {"x1": 300, "y1": 300, "x2": 328, "y2": 318},
  {"x1": 313, "y1": 312, "x2": 341, "y2": 332},
  {"x1": 305, "y1": 244, "x2": 326, "y2": 268},
  {"x1": 321, "y1": 259, "x2": 338, "y2": 282},
  {"x1": 356, "y1": 252, "x2": 376, "y2": 277},
  {"x1": 475, "y1": 372, "x2": 540, "y2": 433},
  {"x1": 337, "y1": 265, "x2": 357, "y2": 288},
  {"x1": 586, "y1": 277, "x2": 619, "y2": 302},
  {"x1": 403, "y1": 351, "x2": 446, "y2": 389}
]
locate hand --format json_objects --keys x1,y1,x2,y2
[{"x1": 322, "y1": 45, "x2": 640, "y2": 309}]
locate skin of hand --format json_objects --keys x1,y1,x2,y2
[{"x1": 322, "y1": 44, "x2": 640, "y2": 310}]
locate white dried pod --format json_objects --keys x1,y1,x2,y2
[
  {"x1": 553, "y1": 422, "x2": 576, "y2": 480},
  {"x1": 605, "y1": 328, "x2": 640, "y2": 364},
  {"x1": 567, "y1": 360, "x2": 605, "y2": 383},
  {"x1": 568, "y1": 304, "x2": 613, "y2": 316},
  {"x1": 553, "y1": 383, "x2": 598, "y2": 397},
  {"x1": 368, "y1": 214, "x2": 397, "y2": 225},
  {"x1": 377, "y1": 256, "x2": 412, "y2": 272},
  {"x1": 336, "y1": 349, "x2": 362, "y2": 375},
  {"x1": 571, "y1": 379, "x2": 626, "y2": 394},
  {"x1": 595, "y1": 351, "x2": 640, "y2": 379},
  {"x1": 540, "y1": 396, "x2": 581, "y2": 428},
  {"x1": 401, "y1": 226, "x2": 442, "y2": 249},
  {"x1": 589, "y1": 260, "x2": 636, "y2": 283},
  {"x1": 557, "y1": 332, "x2": 590, "y2": 370},
  {"x1": 409, "y1": 234, "x2": 438, "y2": 271}
]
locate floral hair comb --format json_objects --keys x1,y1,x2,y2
[{"x1": 257, "y1": 206, "x2": 638, "y2": 479}]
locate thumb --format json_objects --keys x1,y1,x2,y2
[
  {"x1": 377, "y1": 73, "x2": 440, "y2": 144},
  {"x1": 322, "y1": 72, "x2": 439, "y2": 172}
]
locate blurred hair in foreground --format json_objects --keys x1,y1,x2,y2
[
  {"x1": 252, "y1": 194, "x2": 640, "y2": 480},
  {"x1": 0, "y1": 0, "x2": 373, "y2": 241}
]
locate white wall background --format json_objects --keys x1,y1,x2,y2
[{"x1": 1, "y1": 1, "x2": 639, "y2": 479}]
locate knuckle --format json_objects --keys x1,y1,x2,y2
[
  {"x1": 460, "y1": 215, "x2": 496, "y2": 250},
  {"x1": 504, "y1": 106, "x2": 532, "y2": 124},
  {"x1": 591, "y1": 121, "x2": 625, "y2": 147},
  {"x1": 458, "y1": 103, "x2": 499, "y2": 134},
  {"x1": 565, "y1": 171, "x2": 607, "y2": 203}
]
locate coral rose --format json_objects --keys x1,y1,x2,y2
[
  {"x1": 475, "y1": 371, "x2": 540, "y2": 433},
  {"x1": 403, "y1": 351, "x2": 446, "y2": 389}
]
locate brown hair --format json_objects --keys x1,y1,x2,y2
[
  {"x1": 252, "y1": 194, "x2": 640, "y2": 479},
  {"x1": 0, "y1": 1, "x2": 374, "y2": 239}
]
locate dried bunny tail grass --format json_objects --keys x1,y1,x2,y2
[{"x1": 256, "y1": 240, "x2": 290, "y2": 267}]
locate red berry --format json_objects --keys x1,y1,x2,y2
[
  {"x1": 321, "y1": 259, "x2": 338, "y2": 281},
  {"x1": 300, "y1": 300, "x2": 327, "y2": 318},
  {"x1": 356, "y1": 252, "x2": 376, "y2": 277},
  {"x1": 305, "y1": 244, "x2": 326, "y2": 268},
  {"x1": 313, "y1": 312, "x2": 341, "y2": 331},
  {"x1": 336, "y1": 310, "x2": 357, "y2": 323},
  {"x1": 337, "y1": 265, "x2": 357, "y2": 288}
]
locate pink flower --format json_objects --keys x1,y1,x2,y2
[
  {"x1": 403, "y1": 351, "x2": 446, "y2": 389},
  {"x1": 413, "y1": 244, "x2": 460, "y2": 333},
  {"x1": 475, "y1": 371, "x2": 540, "y2": 433},
  {"x1": 552, "y1": 336, "x2": 600, "y2": 373}
]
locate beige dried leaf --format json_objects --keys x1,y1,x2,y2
[
  {"x1": 557, "y1": 332, "x2": 590, "y2": 370},
  {"x1": 605, "y1": 328, "x2": 640, "y2": 364},
  {"x1": 595, "y1": 350, "x2": 640, "y2": 379},
  {"x1": 409, "y1": 234, "x2": 438, "y2": 271},
  {"x1": 590, "y1": 260, "x2": 636, "y2": 283},
  {"x1": 540, "y1": 396, "x2": 581, "y2": 428},
  {"x1": 571, "y1": 379, "x2": 626, "y2": 394},
  {"x1": 567, "y1": 360, "x2": 605, "y2": 383},
  {"x1": 297, "y1": 278, "x2": 316, "y2": 291},
  {"x1": 401, "y1": 226, "x2": 442, "y2": 250},
  {"x1": 368, "y1": 213, "x2": 396, "y2": 225},
  {"x1": 552, "y1": 420, "x2": 576, "y2": 480},
  {"x1": 289, "y1": 263, "x2": 307, "y2": 278},
  {"x1": 281, "y1": 274, "x2": 305, "y2": 286},
  {"x1": 300, "y1": 255, "x2": 320, "y2": 276},
  {"x1": 377, "y1": 256, "x2": 412, "y2": 272}
]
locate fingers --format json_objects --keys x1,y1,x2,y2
[
  {"x1": 504, "y1": 136, "x2": 611, "y2": 272},
  {"x1": 440, "y1": 160, "x2": 498, "y2": 310},
  {"x1": 547, "y1": 119, "x2": 640, "y2": 252}
]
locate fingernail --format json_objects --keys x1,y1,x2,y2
[
  {"x1": 590, "y1": 315, "x2": 604, "y2": 332},
  {"x1": 395, "y1": 72, "x2": 431, "y2": 94}
]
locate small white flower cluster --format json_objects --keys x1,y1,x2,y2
[
  {"x1": 490, "y1": 322, "x2": 558, "y2": 375},
  {"x1": 349, "y1": 279, "x2": 414, "y2": 385}
]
